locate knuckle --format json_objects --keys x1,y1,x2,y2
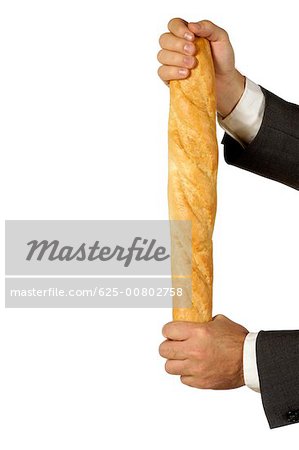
[
  {"x1": 162, "y1": 321, "x2": 176, "y2": 338},
  {"x1": 167, "y1": 18, "x2": 175, "y2": 29},
  {"x1": 157, "y1": 66, "x2": 168, "y2": 81},
  {"x1": 188, "y1": 346, "x2": 201, "y2": 359},
  {"x1": 157, "y1": 49, "x2": 163, "y2": 62},
  {"x1": 158, "y1": 33, "x2": 168, "y2": 47},
  {"x1": 168, "y1": 17, "x2": 183, "y2": 28},
  {"x1": 221, "y1": 28, "x2": 229, "y2": 38},
  {"x1": 165, "y1": 360, "x2": 172, "y2": 374},
  {"x1": 162, "y1": 323, "x2": 169, "y2": 337},
  {"x1": 158, "y1": 342, "x2": 164, "y2": 356},
  {"x1": 180, "y1": 375, "x2": 187, "y2": 384},
  {"x1": 200, "y1": 19, "x2": 212, "y2": 28},
  {"x1": 196, "y1": 325, "x2": 210, "y2": 339},
  {"x1": 219, "y1": 28, "x2": 229, "y2": 41},
  {"x1": 157, "y1": 66, "x2": 163, "y2": 78},
  {"x1": 214, "y1": 313, "x2": 226, "y2": 321},
  {"x1": 180, "y1": 376, "x2": 193, "y2": 387}
]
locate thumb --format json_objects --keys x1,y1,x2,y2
[{"x1": 188, "y1": 20, "x2": 229, "y2": 43}]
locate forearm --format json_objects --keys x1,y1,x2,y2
[{"x1": 216, "y1": 70, "x2": 246, "y2": 118}]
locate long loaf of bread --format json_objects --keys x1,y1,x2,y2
[{"x1": 168, "y1": 37, "x2": 218, "y2": 323}]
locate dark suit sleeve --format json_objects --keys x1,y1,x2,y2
[
  {"x1": 256, "y1": 330, "x2": 299, "y2": 429},
  {"x1": 221, "y1": 86, "x2": 299, "y2": 190}
]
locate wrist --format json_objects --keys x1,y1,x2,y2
[
  {"x1": 239, "y1": 334, "x2": 248, "y2": 387},
  {"x1": 235, "y1": 329, "x2": 248, "y2": 388},
  {"x1": 216, "y1": 70, "x2": 245, "y2": 118}
]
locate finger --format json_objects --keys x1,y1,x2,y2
[
  {"x1": 188, "y1": 20, "x2": 229, "y2": 42},
  {"x1": 167, "y1": 17, "x2": 194, "y2": 41},
  {"x1": 159, "y1": 340, "x2": 188, "y2": 360},
  {"x1": 180, "y1": 375, "x2": 195, "y2": 387},
  {"x1": 162, "y1": 321, "x2": 198, "y2": 340},
  {"x1": 157, "y1": 49, "x2": 196, "y2": 69},
  {"x1": 157, "y1": 65, "x2": 189, "y2": 82},
  {"x1": 165, "y1": 360, "x2": 191, "y2": 376},
  {"x1": 159, "y1": 33, "x2": 196, "y2": 56}
]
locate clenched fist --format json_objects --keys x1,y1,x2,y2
[
  {"x1": 157, "y1": 18, "x2": 245, "y2": 118},
  {"x1": 159, "y1": 314, "x2": 249, "y2": 390}
]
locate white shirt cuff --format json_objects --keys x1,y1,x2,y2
[
  {"x1": 217, "y1": 77, "x2": 265, "y2": 146},
  {"x1": 243, "y1": 332, "x2": 261, "y2": 393}
]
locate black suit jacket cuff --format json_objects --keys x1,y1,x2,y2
[
  {"x1": 221, "y1": 86, "x2": 299, "y2": 190},
  {"x1": 256, "y1": 330, "x2": 299, "y2": 428}
]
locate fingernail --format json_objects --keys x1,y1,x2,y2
[
  {"x1": 179, "y1": 68, "x2": 188, "y2": 76},
  {"x1": 184, "y1": 43, "x2": 194, "y2": 54},
  {"x1": 183, "y1": 56, "x2": 194, "y2": 67},
  {"x1": 184, "y1": 32, "x2": 194, "y2": 41}
]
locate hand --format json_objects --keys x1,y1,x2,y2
[
  {"x1": 157, "y1": 18, "x2": 245, "y2": 117},
  {"x1": 159, "y1": 314, "x2": 249, "y2": 390}
]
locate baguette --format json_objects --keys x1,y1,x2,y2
[{"x1": 168, "y1": 37, "x2": 218, "y2": 322}]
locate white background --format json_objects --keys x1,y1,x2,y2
[{"x1": 1, "y1": 0, "x2": 299, "y2": 448}]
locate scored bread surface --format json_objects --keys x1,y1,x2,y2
[{"x1": 168, "y1": 37, "x2": 218, "y2": 322}]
